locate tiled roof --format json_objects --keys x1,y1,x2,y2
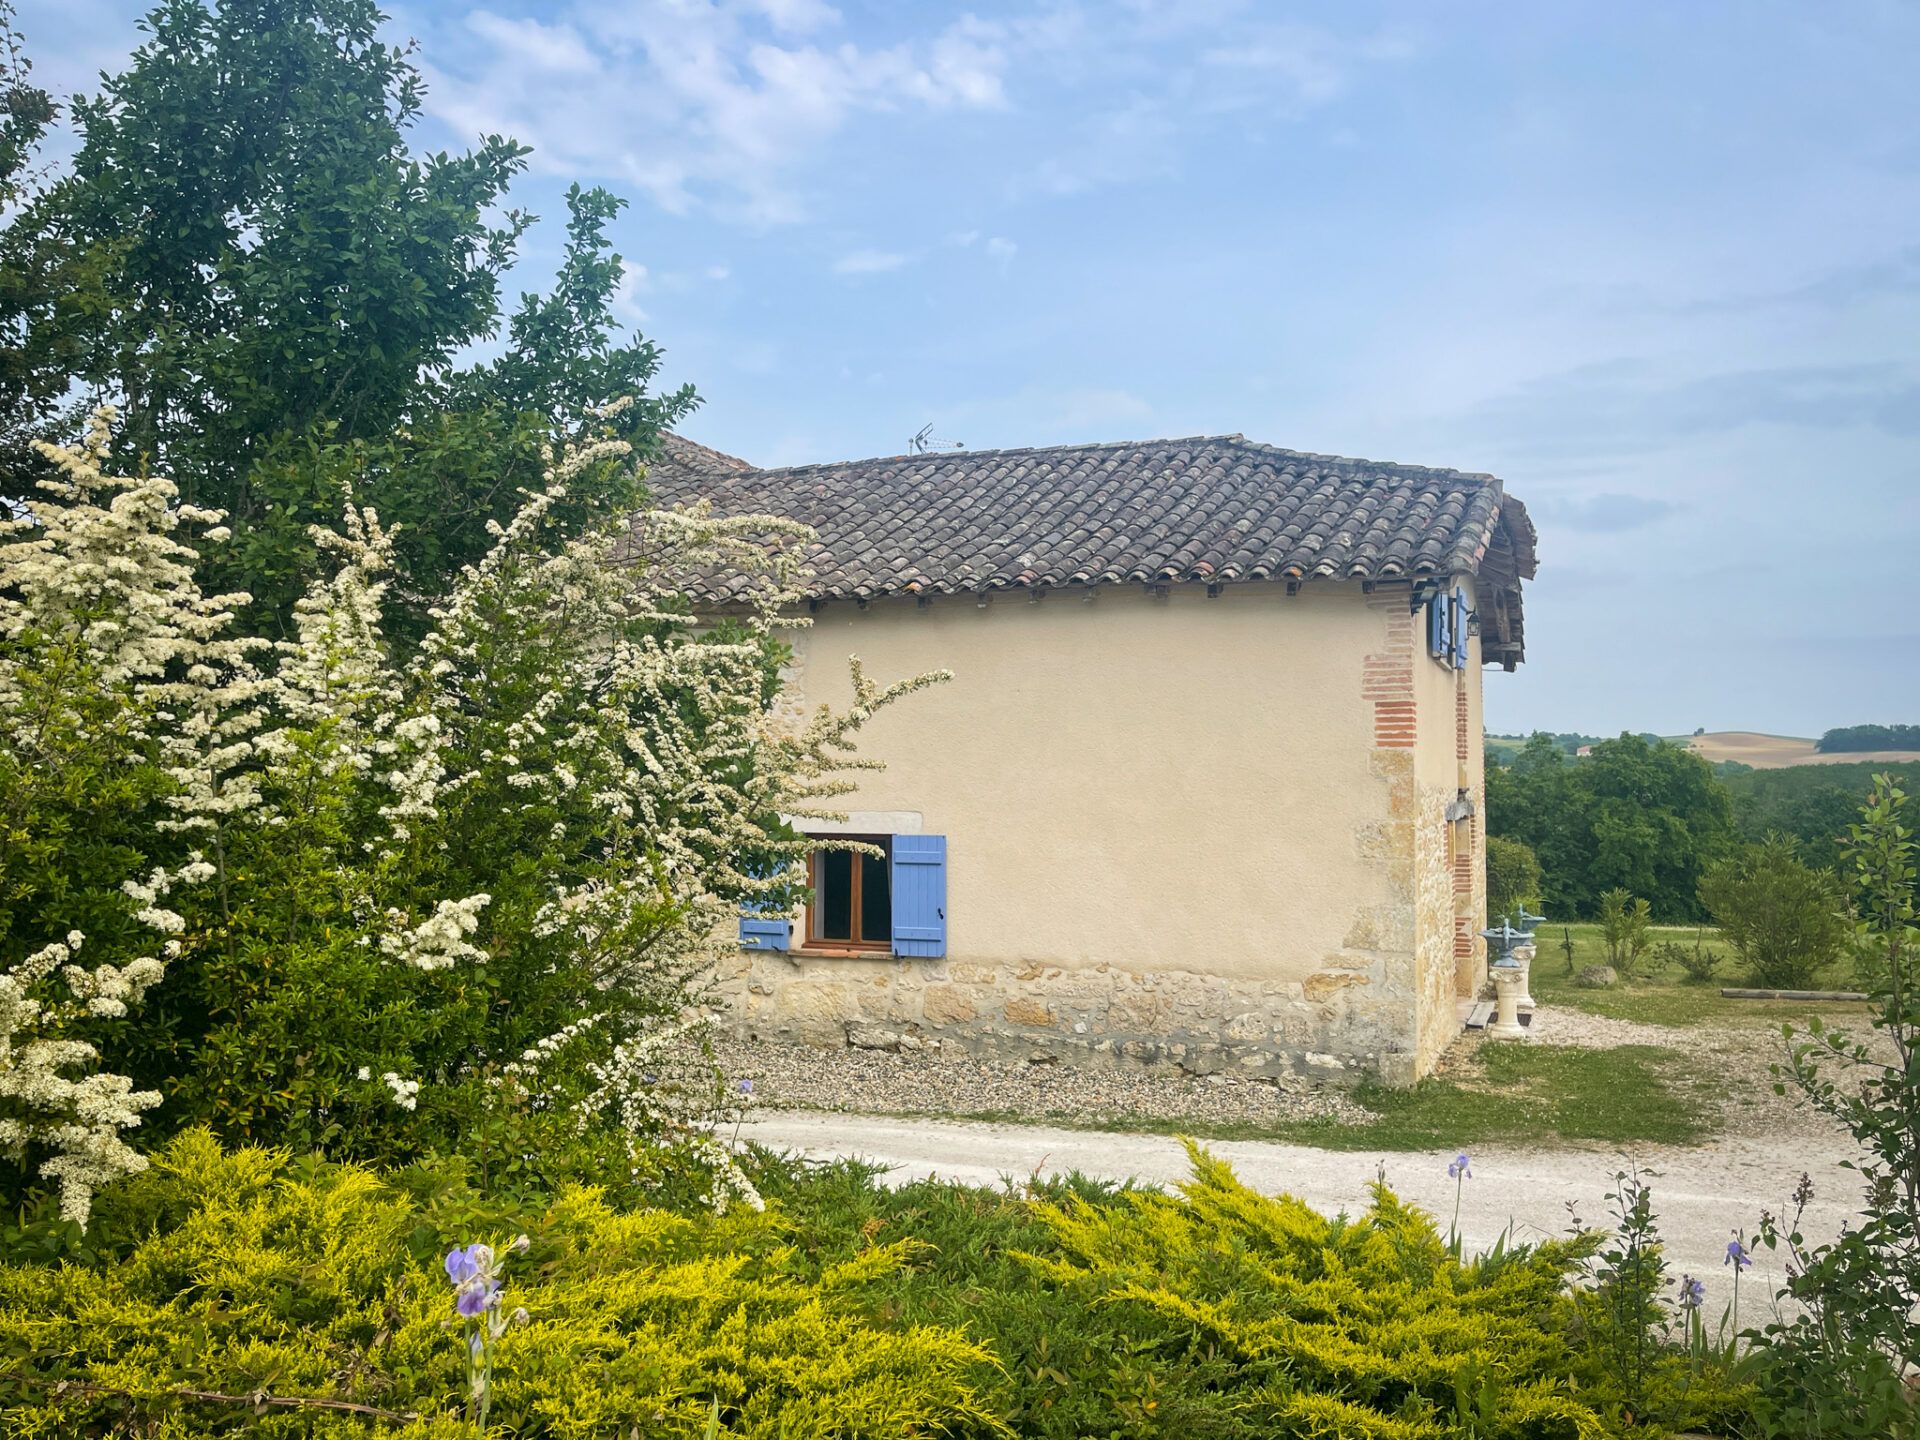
[
  {"x1": 637, "y1": 433, "x2": 1537, "y2": 664},
  {"x1": 649, "y1": 430, "x2": 757, "y2": 474}
]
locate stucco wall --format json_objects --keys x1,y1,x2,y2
[{"x1": 714, "y1": 578, "x2": 1479, "y2": 1083}]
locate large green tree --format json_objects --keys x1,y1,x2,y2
[
  {"x1": 0, "y1": 0, "x2": 692, "y2": 633},
  {"x1": 1486, "y1": 732, "x2": 1737, "y2": 920}
]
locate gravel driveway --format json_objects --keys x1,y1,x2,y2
[{"x1": 712, "y1": 1033, "x2": 1373, "y2": 1130}]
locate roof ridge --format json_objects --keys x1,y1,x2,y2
[{"x1": 728, "y1": 432, "x2": 1500, "y2": 485}]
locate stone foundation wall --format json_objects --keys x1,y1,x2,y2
[{"x1": 708, "y1": 945, "x2": 1420, "y2": 1083}]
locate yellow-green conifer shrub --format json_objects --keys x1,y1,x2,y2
[
  {"x1": 1021, "y1": 1145, "x2": 1608, "y2": 1440},
  {"x1": 0, "y1": 1132, "x2": 1001, "y2": 1437}
]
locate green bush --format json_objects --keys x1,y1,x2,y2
[
  {"x1": 0, "y1": 1132, "x2": 999, "y2": 1437},
  {"x1": 1024, "y1": 1144, "x2": 1610, "y2": 1438},
  {"x1": 1, "y1": 1132, "x2": 1749, "y2": 1440},
  {"x1": 1486, "y1": 834, "x2": 1544, "y2": 920},
  {"x1": 1751, "y1": 778, "x2": 1920, "y2": 1438},
  {"x1": 1, "y1": 410, "x2": 938, "y2": 1224},
  {"x1": 1650, "y1": 930, "x2": 1721, "y2": 984},
  {"x1": 1596, "y1": 888, "x2": 1653, "y2": 977},
  {"x1": 1698, "y1": 837, "x2": 1849, "y2": 990}
]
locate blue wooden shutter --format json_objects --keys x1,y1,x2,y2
[
  {"x1": 738, "y1": 861, "x2": 790, "y2": 952},
  {"x1": 1427, "y1": 594, "x2": 1449, "y2": 660},
  {"x1": 1451, "y1": 587, "x2": 1469, "y2": 669},
  {"x1": 738, "y1": 907, "x2": 790, "y2": 951},
  {"x1": 890, "y1": 835, "x2": 947, "y2": 958}
]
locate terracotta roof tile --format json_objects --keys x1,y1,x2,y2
[{"x1": 636, "y1": 432, "x2": 1538, "y2": 664}]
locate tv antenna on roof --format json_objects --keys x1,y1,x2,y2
[{"x1": 909, "y1": 423, "x2": 964, "y2": 455}]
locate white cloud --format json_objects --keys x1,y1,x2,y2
[
  {"x1": 1199, "y1": 22, "x2": 1419, "y2": 111},
  {"x1": 984, "y1": 236, "x2": 1017, "y2": 269},
  {"x1": 705, "y1": 263, "x2": 732, "y2": 280},
  {"x1": 610, "y1": 265, "x2": 649, "y2": 323},
  {"x1": 1014, "y1": 94, "x2": 1180, "y2": 198},
  {"x1": 415, "y1": 0, "x2": 1014, "y2": 225},
  {"x1": 741, "y1": 0, "x2": 839, "y2": 35},
  {"x1": 464, "y1": 10, "x2": 598, "y2": 73},
  {"x1": 832, "y1": 248, "x2": 908, "y2": 275}
]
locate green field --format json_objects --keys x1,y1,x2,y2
[{"x1": 1528, "y1": 921, "x2": 1864, "y2": 1027}]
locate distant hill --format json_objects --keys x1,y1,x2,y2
[
  {"x1": 1681, "y1": 731, "x2": 1920, "y2": 770},
  {"x1": 1485, "y1": 728, "x2": 1920, "y2": 771}
]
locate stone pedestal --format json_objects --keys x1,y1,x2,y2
[
  {"x1": 1488, "y1": 961, "x2": 1527, "y2": 1040},
  {"x1": 1512, "y1": 942, "x2": 1537, "y2": 1010}
]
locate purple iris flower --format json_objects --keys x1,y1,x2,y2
[
  {"x1": 1725, "y1": 1238, "x2": 1751, "y2": 1269},
  {"x1": 1447, "y1": 1152, "x2": 1471, "y2": 1181},
  {"x1": 456, "y1": 1281, "x2": 502, "y2": 1318},
  {"x1": 1679, "y1": 1275, "x2": 1705, "y2": 1310},
  {"x1": 445, "y1": 1246, "x2": 481, "y2": 1285}
]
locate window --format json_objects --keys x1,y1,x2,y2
[
  {"x1": 808, "y1": 836, "x2": 892, "y2": 950},
  {"x1": 737, "y1": 833, "x2": 946, "y2": 958}
]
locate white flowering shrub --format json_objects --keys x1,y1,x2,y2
[
  {"x1": 1, "y1": 406, "x2": 942, "y2": 1226},
  {"x1": 0, "y1": 408, "x2": 252, "y2": 1224}
]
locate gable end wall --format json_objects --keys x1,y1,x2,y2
[{"x1": 711, "y1": 580, "x2": 1473, "y2": 1084}]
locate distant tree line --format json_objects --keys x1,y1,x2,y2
[
  {"x1": 1816, "y1": 724, "x2": 1920, "y2": 753},
  {"x1": 1486, "y1": 733, "x2": 1914, "y2": 920},
  {"x1": 1486, "y1": 731, "x2": 1660, "y2": 758}
]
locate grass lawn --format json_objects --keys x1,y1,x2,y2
[
  {"x1": 1246, "y1": 1041, "x2": 1708, "y2": 1151},
  {"x1": 1529, "y1": 921, "x2": 1866, "y2": 1027}
]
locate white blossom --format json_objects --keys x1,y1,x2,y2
[
  {"x1": 381, "y1": 1072, "x2": 420, "y2": 1111},
  {"x1": 378, "y1": 894, "x2": 493, "y2": 970},
  {"x1": 0, "y1": 933, "x2": 163, "y2": 1226}
]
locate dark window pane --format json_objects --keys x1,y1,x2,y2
[
  {"x1": 860, "y1": 851, "x2": 891, "y2": 944},
  {"x1": 819, "y1": 851, "x2": 852, "y2": 940}
]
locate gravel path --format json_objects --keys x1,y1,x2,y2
[{"x1": 712, "y1": 1034, "x2": 1373, "y2": 1129}]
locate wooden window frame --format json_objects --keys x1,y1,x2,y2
[{"x1": 804, "y1": 836, "x2": 892, "y2": 954}]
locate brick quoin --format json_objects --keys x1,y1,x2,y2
[{"x1": 1366, "y1": 601, "x2": 1416, "y2": 749}]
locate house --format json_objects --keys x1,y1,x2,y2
[{"x1": 643, "y1": 433, "x2": 1536, "y2": 1085}]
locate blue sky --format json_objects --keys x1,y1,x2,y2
[{"x1": 20, "y1": 0, "x2": 1920, "y2": 737}]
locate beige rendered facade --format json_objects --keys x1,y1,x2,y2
[{"x1": 714, "y1": 576, "x2": 1490, "y2": 1085}]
